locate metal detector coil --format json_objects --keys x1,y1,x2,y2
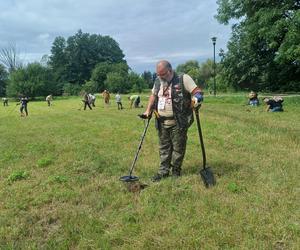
[{"x1": 119, "y1": 175, "x2": 139, "y2": 182}]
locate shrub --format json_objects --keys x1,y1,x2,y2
[
  {"x1": 37, "y1": 157, "x2": 53, "y2": 168},
  {"x1": 7, "y1": 171, "x2": 29, "y2": 182}
]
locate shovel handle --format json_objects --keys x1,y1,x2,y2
[{"x1": 194, "y1": 109, "x2": 207, "y2": 169}]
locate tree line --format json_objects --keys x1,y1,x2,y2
[
  {"x1": 1, "y1": 0, "x2": 299, "y2": 98},
  {"x1": 0, "y1": 30, "x2": 154, "y2": 98},
  {"x1": 216, "y1": 0, "x2": 300, "y2": 91}
]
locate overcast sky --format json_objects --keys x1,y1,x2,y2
[{"x1": 0, "y1": 0, "x2": 232, "y2": 73}]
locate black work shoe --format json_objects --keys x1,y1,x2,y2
[{"x1": 151, "y1": 173, "x2": 169, "y2": 182}]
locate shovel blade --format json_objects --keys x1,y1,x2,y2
[{"x1": 200, "y1": 167, "x2": 216, "y2": 188}]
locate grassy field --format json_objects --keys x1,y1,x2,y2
[{"x1": 0, "y1": 94, "x2": 299, "y2": 249}]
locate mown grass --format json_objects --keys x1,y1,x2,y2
[{"x1": 0, "y1": 94, "x2": 299, "y2": 249}]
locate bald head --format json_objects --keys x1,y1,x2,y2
[
  {"x1": 156, "y1": 60, "x2": 173, "y2": 82},
  {"x1": 157, "y1": 60, "x2": 172, "y2": 70}
]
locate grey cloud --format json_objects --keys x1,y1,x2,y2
[{"x1": 0, "y1": 0, "x2": 231, "y2": 72}]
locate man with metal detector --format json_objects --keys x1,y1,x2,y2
[
  {"x1": 82, "y1": 92, "x2": 92, "y2": 110},
  {"x1": 143, "y1": 60, "x2": 203, "y2": 182},
  {"x1": 19, "y1": 96, "x2": 29, "y2": 117}
]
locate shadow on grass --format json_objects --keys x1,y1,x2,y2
[{"x1": 184, "y1": 160, "x2": 243, "y2": 178}]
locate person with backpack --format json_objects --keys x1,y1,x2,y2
[
  {"x1": 263, "y1": 96, "x2": 284, "y2": 112},
  {"x1": 143, "y1": 60, "x2": 203, "y2": 182}
]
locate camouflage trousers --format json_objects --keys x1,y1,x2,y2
[{"x1": 157, "y1": 124, "x2": 188, "y2": 175}]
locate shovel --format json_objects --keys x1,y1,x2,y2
[
  {"x1": 194, "y1": 107, "x2": 216, "y2": 188},
  {"x1": 120, "y1": 113, "x2": 152, "y2": 183}
]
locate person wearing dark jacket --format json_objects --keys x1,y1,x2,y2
[
  {"x1": 263, "y1": 96, "x2": 284, "y2": 112},
  {"x1": 82, "y1": 92, "x2": 92, "y2": 110},
  {"x1": 20, "y1": 96, "x2": 29, "y2": 116}
]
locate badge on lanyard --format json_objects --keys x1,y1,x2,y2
[{"x1": 158, "y1": 97, "x2": 166, "y2": 110}]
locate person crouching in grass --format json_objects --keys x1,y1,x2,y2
[{"x1": 263, "y1": 96, "x2": 284, "y2": 112}]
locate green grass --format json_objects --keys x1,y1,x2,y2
[{"x1": 0, "y1": 94, "x2": 299, "y2": 249}]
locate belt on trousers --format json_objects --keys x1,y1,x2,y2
[{"x1": 158, "y1": 116, "x2": 175, "y2": 122}]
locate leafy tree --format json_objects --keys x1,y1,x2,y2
[
  {"x1": 6, "y1": 63, "x2": 57, "y2": 97},
  {"x1": 90, "y1": 62, "x2": 112, "y2": 92},
  {"x1": 0, "y1": 64, "x2": 8, "y2": 96},
  {"x1": 104, "y1": 72, "x2": 129, "y2": 93},
  {"x1": 49, "y1": 30, "x2": 127, "y2": 86},
  {"x1": 128, "y1": 72, "x2": 147, "y2": 93},
  {"x1": 216, "y1": 0, "x2": 300, "y2": 91},
  {"x1": 49, "y1": 36, "x2": 68, "y2": 82},
  {"x1": 199, "y1": 59, "x2": 214, "y2": 82},
  {"x1": 81, "y1": 80, "x2": 98, "y2": 94},
  {"x1": 176, "y1": 60, "x2": 199, "y2": 74},
  {"x1": 141, "y1": 71, "x2": 153, "y2": 88},
  {"x1": 62, "y1": 83, "x2": 81, "y2": 96},
  {"x1": 90, "y1": 62, "x2": 129, "y2": 92},
  {"x1": 176, "y1": 59, "x2": 225, "y2": 92},
  {"x1": 176, "y1": 60, "x2": 201, "y2": 85}
]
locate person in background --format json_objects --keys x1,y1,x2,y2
[
  {"x1": 128, "y1": 95, "x2": 141, "y2": 108},
  {"x1": 263, "y1": 96, "x2": 284, "y2": 112},
  {"x1": 2, "y1": 97, "x2": 8, "y2": 106},
  {"x1": 143, "y1": 60, "x2": 203, "y2": 182},
  {"x1": 115, "y1": 92, "x2": 123, "y2": 110},
  {"x1": 19, "y1": 96, "x2": 29, "y2": 117},
  {"x1": 82, "y1": 92, "x2": 92, "y2": 110},
  {"x1": 102, "y1": 90, "x2": 110, "y2": 106},
  {"x1": 88, "y1": 93, "x2": 96, "y2": 107},
  {"x1": 248, "y1": 91, "x2": 259, "y2": 106},
  {"x1": 46, "y1": 94, "x2": 53, "y2": 106}
]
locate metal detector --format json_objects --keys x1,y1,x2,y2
[
  {"x1": 194, "y1": 108, "x2": 216, "y2": 188},
  {"x1": 120, "y1": 113, "x2": 152, "y2": 183},
  {"x1": 7, "y1": 103, "x2": 19, "y2": 115},
  {"x1": 78, "y1": 101, "x2": 84, "y2": 111}
]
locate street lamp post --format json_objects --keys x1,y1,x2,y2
[{"x1": 211, "y1": 37, "x2": 217, "y2": 96}]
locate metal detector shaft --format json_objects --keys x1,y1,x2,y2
[
  {"x1": 128, "y1": 116, "x2": 152, "y2": 176},
  {"x1": 7, "y1": 103, "x2": 19, "y2": 115},
  {"x1": 194, "y1": 109, "x2": 206, "y2": 169}
]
